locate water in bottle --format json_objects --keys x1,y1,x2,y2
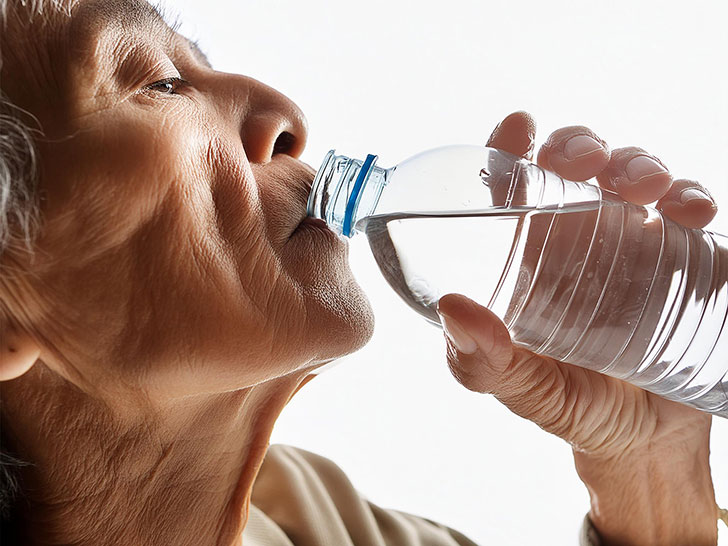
[{"x1": 307, "y1": 146, "x2": 728, "y2": 417}]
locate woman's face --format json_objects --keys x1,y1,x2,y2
[{"x1": 3, "y1": 0, "x2": 374, "y2": 399}]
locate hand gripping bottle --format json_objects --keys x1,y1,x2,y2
[{"x1": 307, "y1": 146, "x2": 728, "y2": 418}]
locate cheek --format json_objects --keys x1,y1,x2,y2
[
  {"x1": 205, "y1": 136, "x2": 267, "y2": 251},
  {"x1": 33, "y1": 112, "x2": 274, "y2": 381},
  {"x1": 31, "y1": 104, "x2": 368, "y2": 394},
  {"x1": 39, "y1": 111, "x2": 218, "y2": 258},
  {"x1": 42, "y1": 106, "x2": 269, "y2": 265}
]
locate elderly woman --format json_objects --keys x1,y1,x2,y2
[{"x1": 0, "y1": 0, "x2": 722, "y2": 544}]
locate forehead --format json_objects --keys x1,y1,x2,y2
[
  {"x1": 70, "y1": 0, "x2": 176, "y2": 50},
  {"x1": 89, "y1": 0, "x2": 168, "y2": 23},
  {"x1": 68, "y1": 0, "x2": 209, "y2": 68}
]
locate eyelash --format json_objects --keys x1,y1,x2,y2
[{"x1": 145, "y1": 77, "x2": 189, "y2": 95}]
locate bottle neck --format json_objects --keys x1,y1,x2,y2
[{"x1": 307, "y1": 150, "x2": 390, "y2": 237}]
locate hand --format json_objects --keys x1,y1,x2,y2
[{"x1": 437, "y1": 112, "x2": 719, "y2": 545}]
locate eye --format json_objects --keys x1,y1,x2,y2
[{"x1": 145, "y1": 77, "x2": 188, "y2": 95}]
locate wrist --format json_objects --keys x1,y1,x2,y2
[{"x1": 574, "y1": 439, "x2": 717, "y2": 546}]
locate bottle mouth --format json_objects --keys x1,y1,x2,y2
[
  {"x1": 306, "y1": 150, "x2": 336, "y2": 222},
  {"x1": 306, "y1": 150, "x2": 382, "y2": 237}
]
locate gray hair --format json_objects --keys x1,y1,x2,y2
[
  {"x1": 0, "y1": 5, "x2": 36, "y2": 533},
  {"x1": 0, "y1": 0, "x2": 73, "y2": 260},
  {"x1": 0, "y1": 1, "x2": 40, "y2": 259},
  {"x1": 0, "y1": 95, "x2": 36, "y2": 531},
  {"x1": 0, "y1": 96, "x2": 39, "y2": 258},
  {"x1": 1, "y1": 0, "x2": 71, "y2": 536}
]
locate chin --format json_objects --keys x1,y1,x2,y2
[
  {"x1": 330, "y1": 286, "x2": 375, "y2": 357},
  {"x1": 303, "y1": 272, "x2": 376, "y2": 363},
  {"x1": 281, "y1": 223, "x2": 375, "y2": 362}
]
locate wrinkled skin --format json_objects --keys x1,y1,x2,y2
[
  {"x1": 0, "y1": 1, "x2": 720, "y2": 545},
  {"x1": 1, "y1": 0, "x2": 374, "y2": 399},
  {"x1": 1, "y1": 1, "x2": 374, "y2": 543}
]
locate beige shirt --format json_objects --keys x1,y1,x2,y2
[{"x1": 244, "y1": 445, "x2": 600, "y2": 545}]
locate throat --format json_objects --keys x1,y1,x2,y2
[{"x1": 3, "y1": 366, "x2": 308, "y2": 546}]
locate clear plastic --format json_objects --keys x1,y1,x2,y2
[{"x1": 307, "y1": 145, "x2": 728, "y2": 418}]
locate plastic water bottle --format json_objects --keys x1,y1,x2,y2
[{"x1": 307, "y1": 145, "x2": 728, "y2": 418}]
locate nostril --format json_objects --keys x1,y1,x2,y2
[{"x1": 272, "y1": 131, "x2": 296, "y2": 156}]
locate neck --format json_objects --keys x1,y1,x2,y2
[{"x1": 1, "y1": 363, "x2": 310, "y2": 546}]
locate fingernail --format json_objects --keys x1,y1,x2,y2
[
  {"x1": 680, "y1": 187, "x2": 712, "y2": 206},
  {"x1": 438, "y1": 312, "x2": 478, "y2": 355},
  {"x1": 625, "y1": 155, "x2": 667, "y2": 183},
  {"x1": 563, "y1": 135, "x2": 603, "y2": 161}
]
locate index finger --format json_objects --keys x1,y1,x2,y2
[{"x1": 486, "y1": 111, "x2": 537, "y2": 160}]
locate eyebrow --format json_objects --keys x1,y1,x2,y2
[
  {"x1": 139, "y1": 2, "x2": 213, "y2": 69},
  {"x1": 97, "y1": 0, "x2": 213, "y2": 68},
  {"x1": 185, "y1": 38, "x2": 212, "y2": 69}
]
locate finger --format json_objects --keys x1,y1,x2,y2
[
  {"x1": 595, "y1": 147, "x2": 672, "y2": 205},
  {"x1": 657, "y1": 179, "x2": 717, "y2": 229},
  {"x1": 437, "y1": 293, "x2": 513, "y2": 392},
  {"x1": 436, "y1": 293, "x2": 650, "y2": 453},
  {"x1": 536, "y1": 126, "x2": 610, "y2": 182},
  {"x1": 486, "y1": 111, "x2": 537, "y2": 160}
]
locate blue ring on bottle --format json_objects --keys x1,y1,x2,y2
[{"x1": 343, "y1": 154, "x2": 377, "y2": 237}]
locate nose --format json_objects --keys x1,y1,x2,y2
[{"x1": 238, "y1": 79, "x2": 308, "y2": 164}]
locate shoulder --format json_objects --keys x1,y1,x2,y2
[
  {"x1": 252, "y1": 444, "x2": 363, "y2": 517},
  {"x1": 251, "y1": 445, "x2": 478, "y2": 546},
  {"x1": 250, "y1": 445, "x2": 370, "y2": 545},
  {"x1": 259, "y1": 444, "x2": 353, "y2": 489}
]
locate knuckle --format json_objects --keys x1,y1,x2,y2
[
  {"x1": 497, "y1": 353, "x2": 572, "y2": 427},
  {"x1": 538, "y1": 370, "x2": 589, "y2": 438},
  {"x1": 447, "y1": 360, "x2": 490, "y2": 393},
  {"x1": 445, "y1": 342, "x2": 490, "y2": 394}
]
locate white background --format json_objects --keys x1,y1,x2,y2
[{"x1": 162, "y1": 1, "x2": 727, "y2": 543}]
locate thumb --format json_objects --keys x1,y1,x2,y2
[
  {"x1": 437, "y1": 293, "x2": 590, "y2": 441},
  {"x1": 436, "y1": 293, "x2": 513, "y2": 392}
]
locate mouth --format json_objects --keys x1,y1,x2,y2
[
  {"x1": 288, "y1": 162, "x2": 338, "y2": 238},
  {"x1": 266, "y1": 155, "x2": 342, "y2": 242},
  {"x1": 288, "y1": 175, "x2": 335, "y2": 239},
  {"x1": 295, "y1": 170, "x2": 315, "y2": 224}
]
